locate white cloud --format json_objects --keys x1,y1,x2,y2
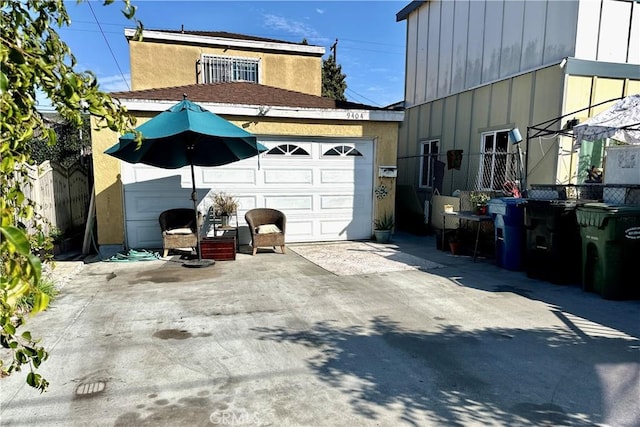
[
  {"x1": 316, "y1": 8, "x2": 324, "y2": 14},
  {"x1": 96, "y1": 73, "x2": 131, "y2": 92},
  {"x1": 263, "y1": 14, "x2": 322, "y2": 41}
]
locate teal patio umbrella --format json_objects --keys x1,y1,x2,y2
[{"x1": 105, "y1": 96, "x2": 267, "y2": 266}]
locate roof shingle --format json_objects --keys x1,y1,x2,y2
[{"x1": 112, "y1": 82, "x2": 385, "y2": 111}]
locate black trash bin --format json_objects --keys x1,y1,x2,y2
[
  {"x1": 488, "y1": 197, "x2": 526, "y2": 270},
  {"x1": 576, "y1": 203, "x2": 640, "y2": 300},
  {"x1": 523, "y1": 199, "x2": 582, "y2": 284}
]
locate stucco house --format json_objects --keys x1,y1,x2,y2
[
  {"x1": 394, "y1": 0, "x2": 640, "y2": 230},
  {"x1": 90, "y1": 29, "x2": 403, "y2": 256}
]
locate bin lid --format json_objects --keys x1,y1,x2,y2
[
  {"x1": 523, "y1": 199, "x2": 578, "y2": 208},
  {"x1": 487, "y1": 197, "x2": 525, "y2": 206},
  {"x1": 576, "y1": 203, "x2": 640, "y2": 227}
]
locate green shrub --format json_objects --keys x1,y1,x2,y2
[{"x1": 17, "y1": 277, "x2": 59, "y2": 315}]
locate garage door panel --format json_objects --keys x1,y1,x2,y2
[
  {"x1": 264, "y1": 169, "x2": 312, "y2": 184},
  {"x1": 122, "y1": 164, "x2": 189, "y2": 184},
  {"x1": 319, "y1": 219, "x2": 352, "y2": 236},
  {"x1": 353, "y1": 194, "x2": 372, "y2": 209},
  {"x1": 321, "y1": 169, "x2": 357, "y2": 184},
  {"x1": 285, "y1": 219, "x2": 314, "y2": 238},
  {"x1": 264, "y1": 195, "x2": 313, "y2": 210},
  {"x1": 125, "y1": 188, "x2": 193, "y2": 221},
  {"x1": 202, "y1": 168, "x2": 256, "y2": 184},
  {"x1": 236, "y1": 195, "x2": 257, "y2": 211},
  {"x1": 126, "y1": 220, "x2": 162, "y2": 249},
  {"x1": 320, "y1": 195, "x2": 357, "y2": 209}
]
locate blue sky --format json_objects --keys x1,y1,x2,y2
[{"x1": 55, "y1": 0, "x2": 408, "y2": 108}]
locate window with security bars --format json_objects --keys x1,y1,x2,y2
[
  {"x1": 201, "y1": 55, "x2": 259, "y2": 83},
  {"x1": 419, "y1": 139, "x2": 439, "y2": 188},
  {"x1": 477, "y1": 130, "x2": 519, "y2": 191}
]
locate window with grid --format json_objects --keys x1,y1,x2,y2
[
  {"x1": 201, "y1": 55, "x2": 259, "y2": 83},
  {"x1": 266, "y1": 144, "x2": 309, "y2": 156},
  {"x1": 477, "y1": 130, "x2": 511, "y2": 190},
  {"x1": 419, "y1": 140, "x2": 439, "y2": 188}
]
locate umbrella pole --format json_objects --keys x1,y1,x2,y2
[{"x1": 183, "y1": 162, "x2": 214, "y2": 268}]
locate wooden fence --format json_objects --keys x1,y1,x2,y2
[{"x1": 20, "y1": 161, "x2": 90, "y2": 236}]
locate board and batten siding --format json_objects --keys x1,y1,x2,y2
[
  {"x1": 397, "y1": 65, "x2": 564, "y2": 195},
  {"x1": 402, "y1": 0, "x2": 639, "y2": 108}
]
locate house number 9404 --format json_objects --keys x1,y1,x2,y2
[{"x1": 346, "y1": 112, "x2": 365, "y2": 119}]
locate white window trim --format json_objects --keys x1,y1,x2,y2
[
  {"x1": 200, "y1": 54, "x2": 262, "y2": 84},
  {"x1": 419, "y1": 139, "x2": 439, "y2": 189}
]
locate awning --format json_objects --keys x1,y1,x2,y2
[{"x1": 573, "y1": 94, "x2": 640, "y2": 146}]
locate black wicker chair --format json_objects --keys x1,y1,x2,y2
[{"x1": 158, "y1": 208, "x2": 199, "y2": 257}]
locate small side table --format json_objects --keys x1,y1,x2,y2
[
  {"x1": 215, "y1": 226, "x2": 239, "y2": 250},
  {"x1": 200, "y1": 236, "x2": 236, "y2": 261},
  {"x1": 442, "y1": 211, "x2": 493, "y2": 262}
]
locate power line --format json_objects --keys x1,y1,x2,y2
[
  {"x1": 86, "y1": 2, "x2": 130, "y2": 91},
  {"x1": 345, "y1": 88, "x2": 382, "y2": 107}
]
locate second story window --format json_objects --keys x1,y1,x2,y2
[
  {"x1": 201, "y1": 55, "x2": 259, "y2": 83},
  {"x1": 419, "y1": 139, "x2": 439, "y2": 188}
]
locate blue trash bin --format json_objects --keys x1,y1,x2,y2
[{"x1": 488, "y1": 197, "x2": 526, "y2": 270}]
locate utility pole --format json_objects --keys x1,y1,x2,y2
[{"x1": 330, "y1": 38, "x2": 338, "y2": 61}]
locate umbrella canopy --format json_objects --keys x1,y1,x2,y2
[
  {"x1": 104, "y1": 97, "x2": 267, "y2": 266},
  {"x1": 106, "y1": 98, "x2": 267, "y2": 167},
  {"x1": 573, "y1": 94, "x2": 640, "y2": 146}
]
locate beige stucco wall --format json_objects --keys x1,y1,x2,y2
[
  {"x1": 129, "y1": 41, "x2": 322, "y2": 96},
  {"x1": 92, "y1": 115, "x2": 399, "y2": 247}
]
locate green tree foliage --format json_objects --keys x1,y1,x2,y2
[
  {"x1": 0, "y1": 0, "x2": 142, "y2": 392},
  {"x1": 29, "y1": 114, "x2": 91, "y2": 168},
  {"x1": 322, "y1": 54, "x2": 347, "y2": 101}
]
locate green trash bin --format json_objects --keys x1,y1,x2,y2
[{"x1": 576, "y1": 203, "x2": 640, "y2": 300}]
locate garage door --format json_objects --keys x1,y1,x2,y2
[{"x1": 121, "y1": 137, "x2": 374, "y2": 249}]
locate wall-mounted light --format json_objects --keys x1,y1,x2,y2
[{"x1": 559, "y1": 57, "x2": 567, "y2": 68}]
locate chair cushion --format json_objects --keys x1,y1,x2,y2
[
  {"x1": 256, "y1": 224, "x2": 281, "y2": 234},
  {"x1": 165, "y1": 228, "x2": 194, "y2": 235}
]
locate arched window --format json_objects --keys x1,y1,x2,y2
[
  {"x1": 266, "y1": 144, "x2": 310, "y2": 156},
  {"x1": 323, "y1": 145, "x2": 362, "y2": 157}
]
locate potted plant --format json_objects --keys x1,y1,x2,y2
[
  {"x1": 447, "y1": 229, "x2": 462, "y2": 255},
  {"x1": 373, "y1": 212, "x2": 394, "y2": 243},
  {"x1": 209, "y1": 192, "x2": 239, "y2": 226},
  {"x1": 469, "y1": 191, "x2": 490, "y2": 215}
]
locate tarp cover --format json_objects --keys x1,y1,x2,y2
[{"x1": 573, "y1": 94, "x2": 640, "y2": 146}]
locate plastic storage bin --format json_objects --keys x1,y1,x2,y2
[
  {"x1": 523, "y1": 199, "x2": 582, "y2": 284},
  {"x1": 576, "y1": 203, "x2": 640, "y2": 300},
  {"x1": 488, "y1": 197, "x2": 526, "y2": 270}
]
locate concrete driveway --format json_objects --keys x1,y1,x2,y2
[{"x1": 1, "y1": 233, "x2": 639, "y2": 426}]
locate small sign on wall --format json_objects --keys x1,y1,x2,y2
[{"x1": 605, "y1": 146, "x2": 640, "y2": 185}]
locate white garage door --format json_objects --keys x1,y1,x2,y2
[{"x1": 121, "y1": 137, "x2": 374, "y2": 249}]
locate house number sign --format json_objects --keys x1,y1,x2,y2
[{"x1": 346, "y1": 111, "x2": 366, "y2": 119}]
